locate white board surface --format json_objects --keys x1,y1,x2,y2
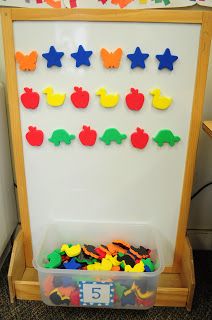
[{"x1": 13, "y1": 21, "x2": 201, "y2": 266}]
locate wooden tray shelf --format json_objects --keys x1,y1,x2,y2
[
  {"x1": 8, "y1": 229, "x2": 195, "y2": 311},
  {"x1": 202, "y1": 121, "x2": 212, "y2": 137}
]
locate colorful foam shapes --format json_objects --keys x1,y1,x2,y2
[
  {"x1": 49, "y1": 289, "x2": 70, "y2": 306},
  {"x1": 107, "y1": 243, "x2": 127, "y2": 255},
  {"x1": 100, "y1": 48, "x2": 123, "y2": 69},
  {"x1": 156, "y1": 48, "x2": 178, "y2": 71},
  {"x1": 82, "y1": 245, "x2": 99, "y2": 259},
  {"x1": 121, "y1": 291, "x2": 136, "y2": 306},
  {"x1": 79, "y1": 125, "x2": 97, "y2": 146},
  {"x1": 129, "y1": 245, "x2": 149, "y2": 259},
  {"x1": 57, "y1": 286, "x2": 75, "y2": 297},
  {"x1": 142, "y1": 258, "x2": 155, "y2": 272},
  {"x1": 96, "y1": 88, "x2": 119, "y2": 108},
  {"x1": 117, "y1": 253, "x2": 135, "y2": 267},
  {"x1": 21, "y1": 88, "x2": 40, "y2": 109},
  {"x1": 150, "y1": 88, "x2": 172, "y2": 110},
  {"x1": 48, "y1": 129, "x2": 75, "y2": 146},
  {"x1": 111, "y1": 0, "x2": 134, "y2": 8},
  {"x1": 153, "y1": 129, "x2": 181, "y2": 147},
  {"x1": 44, "y1": 250, "x2": 62, "y2": 269},
  {"x1": 63, "y1": 258, "x2": 82, "y2": 270},
  {"x1": 70, "y1": 87, "x2": 90, "y2": 108},
  {"x1": 26, "y1": 126, "x2": 44, "y2": 146},
  {"x1": 115, "y1": 282, "x2": 127, "y2": 299},
  {"x1": 112, "y1": 240, "x2": 130, "y2": 250},
  {"x1": 76, "y1": 252, "x2": 97, "y2": 265},
  {"x1": 70, "y1": 45, "x2": 93, "y2": 67},
  {"x1": 87, "y1": 259, "x2": 112, "y2": 271},
  {"x1": 125, "y1": 88, "x2": 145, "y2": 111},
  {"x1": 15, "y1": 51, "x2": 38, "y2": 71},
  {"x1": 130, "y1": 128, "x2": 149, "y2": 149},
  {"x1": 42, "y1": 46, "x2": 64, "y2": 68},
  {"x1": 61, "y1": 244, "x2": 81, "y2": 257},
  {"x1": 100, "y1": 128, "x2": 127, "y2": 145},
  {"x1": 105, "y1": 254, "x2": 121, "y2": 267},
  {"x1": 127, "y1": 47, "x2": 149, "y2": 69},
  {"x1": 43, "y1": 87, "x2": 66, "y2": 107},
  {"x1": 125, "y1": 261, "x2": 145, "y2": 272}
]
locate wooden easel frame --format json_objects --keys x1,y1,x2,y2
[{"x1": 1, "y1": 8, "x2": 212, "y2": 308}]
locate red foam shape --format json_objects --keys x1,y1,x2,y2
[
  {"x1": 70, "y1": 290, "x2": 80, "y2": 306},
  {"x1": 126, "y1": 88, "x2": 144, "y2": 111},
  {"x1": 21, "y1": 88, "x2": 40, "y2": 109},
  {"x1": 131, "y1": 128, "x2": 149, "y2": 149},
  {"x1": 79, "y1": 125, "x2": 97, "y2": 146},
  {"x1": 26, "y1": 126, "x2": 44, "y2": 146},
  {"x1": 70, "y1": 86, "x2": 90, "y2": 108},
  {"x1": 95, "y1": 247, "x2": 106, "y2": 259}
]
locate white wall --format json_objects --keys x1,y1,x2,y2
[{"x1": 0, "y1": 16, "x2": 211, "y2": 249}]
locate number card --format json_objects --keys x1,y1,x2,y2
[{"x1": 79, "y1": 281, "x2": 114, "y2": 307}]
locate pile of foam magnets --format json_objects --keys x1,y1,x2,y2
[{"x1": 43, "y1": 239, "x2": 157, "y2": 307}]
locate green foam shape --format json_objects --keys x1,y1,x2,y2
[
  {"x1": 142, "y1": 258, "x2": 155, "y2": 272},
  {"x1": 49, "y1": 129, "x2": 75, "y2": 146},
  {"x1": 100, "y1": 128, "x2": 127, "y2": 145},
  {"x1": 153, "y1": 129, "x2": 180, "y2": 147}
]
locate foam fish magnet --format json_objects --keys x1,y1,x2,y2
[
  {"x1": 100, "y1": 48, "x2": 123, "y2": 69},
  {"x1": 15, "y1": 51, "x2": 38, "y2": 71}
]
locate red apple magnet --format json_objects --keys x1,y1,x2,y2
[
  {"x1": 21, "y1": 88, "x2": 40, "y2": 109},
  {"x1": 79, "y1": 125, "x2": 97, "y2": 146},
  {"x1": 126, "y1": 88, "x2": 144, "y2": 111},
  {"x1": 131, "y1": 128, "x2": 149, "y2": 149},
  {"x1": 70, "y1": 87, "x2": 90, "y2": 109},
  {"x1": 26, "y1": 126, "x2": 44, "y2": 146}
]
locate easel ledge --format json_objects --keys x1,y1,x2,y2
[{"x1": 8, "y1": 229, "x2": 195, "y2": 311}]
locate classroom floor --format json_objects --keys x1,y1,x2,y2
[{"x1": 0, "y1": 251, "x2": 211, "y2": 320}]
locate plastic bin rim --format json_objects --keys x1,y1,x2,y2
[{"x1": 33, "y1": 258, "x2": 164, "y2": 277}]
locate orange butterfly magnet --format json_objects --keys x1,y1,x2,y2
[
  {"x1": 100, "y1": 48, "x2": 123, "y2": 69},
  {"x1": 111, "y1": 0, "x2": 133, "y2": 9},
  {"x1": 15, "y1": 51, "x2": 38, "y2": 71}
]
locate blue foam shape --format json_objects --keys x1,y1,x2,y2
[
  {"x1": 63, "y1": 258, "x2": 82, "y2": 270},
  {"x1": 70, "y1": 45, "x2": 93, "y2": 68},
  {"x1": 156, "y1": 48, "x2": 178, "y2": 71},
  {"x1": 42, "y1": 46, "x2": 64, "y2": 68},
  {"x1": 127, "y1": 47, "x2": 149, "y2": 69}
]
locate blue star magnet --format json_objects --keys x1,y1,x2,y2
[
  {"x1": 42, "y1": 46, "x2": 64, "y2": 68},
  {"x1": 127, "y1": 47, "x2": 149, "y2": 69},
  {"x1": 71, "y1": 45, "x2": 93, "y2": 68},
  {"x1": 156, "y1": 48, "x2": 178, "y2": 71}
]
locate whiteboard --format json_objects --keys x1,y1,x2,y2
[{"x1": 13, "y1": 21, "x2": 201, "y2": 266}]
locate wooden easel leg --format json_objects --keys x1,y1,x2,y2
[
  {"x1": 8, "y1": 229, "x2": 25, "y2": 303},
  {"x1": 181, "y1": 237, "x2": 195, "y2": 311}
]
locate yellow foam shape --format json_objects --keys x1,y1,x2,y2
[
  {"x1": 60, "y1": 244, "x2": 81, "y2": 257},
  {"x1": 135, "y1": 288, "x2": 154, "y2": 299},
  {"x1": 100, "y1": 258, "x2": 113, "y2": 271},
  {"x1": 150, "y1": 88, "x2": 172, "y2": 110},
  {"x1": 125, "y1": 261, "x2": 145, "y2": 273},
  {"x1": 43, "y1": 86, "x2": 66, "y2": 107},
  {"x1": 105, "y1": 254, "x2": 121, "y2": 266},
  {"x1": 96, "y1": 87, "x2": 119, "y2": 108},
  {"x1": 87, "y1": 263, "x2": 101, "y2": 271}
]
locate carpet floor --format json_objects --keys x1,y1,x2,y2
[{"x1": 0, "y1": 251, "x2": 211, "y2": 320}]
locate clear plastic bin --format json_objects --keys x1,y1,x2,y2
[{"x1": 34, "y1": 220, "x2": 164, "y2": 309}]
